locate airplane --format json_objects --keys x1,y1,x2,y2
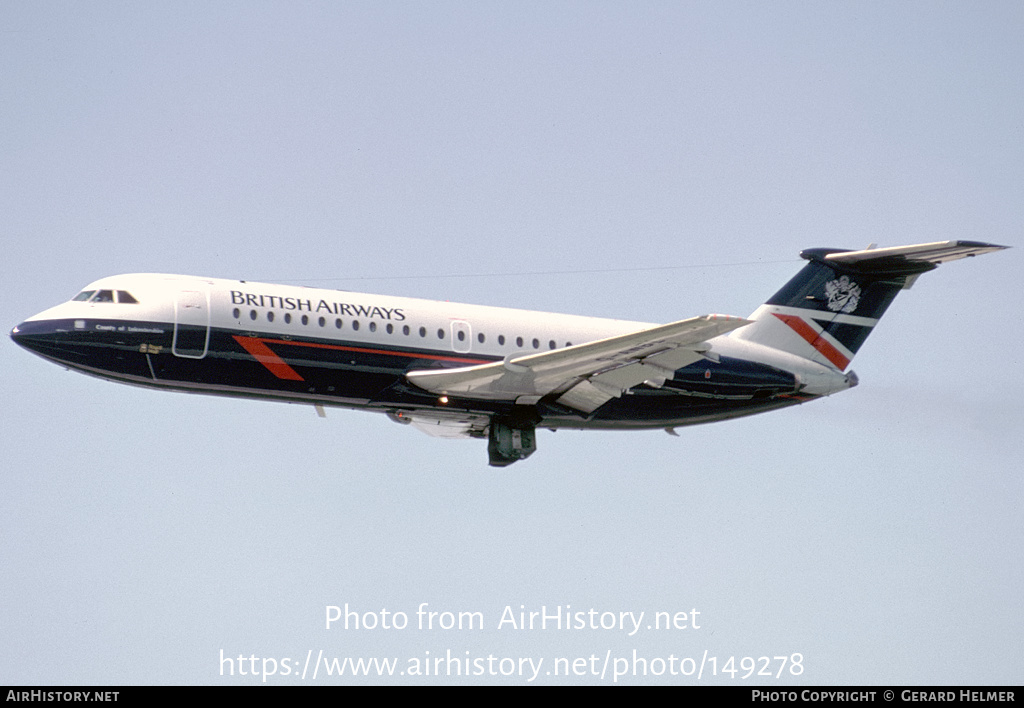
[{"x1": 10, "y1": 240, "x2": 1007, "y2": 467}]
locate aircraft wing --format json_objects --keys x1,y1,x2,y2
[{"x1": 406, "y1": 314, "x2": 750, "y2": 413}]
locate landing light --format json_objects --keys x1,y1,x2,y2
[{"x1": 438, "y1": 396, "x2": 449, "y2": 405}]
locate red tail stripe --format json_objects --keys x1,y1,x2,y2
[{"x1": 772, "y1": 313, "x2": 851, "y2": 371}]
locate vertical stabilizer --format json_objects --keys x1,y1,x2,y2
[{"x1": 731, "y1": 241, "x2": 1008, "y2": 371}]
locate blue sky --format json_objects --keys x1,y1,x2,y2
[{"x1": 2, "y1": 1, "x2": 1021, "y2": 685}]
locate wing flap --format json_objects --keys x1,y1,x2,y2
[
  {"x1": 554, "y1": 345, "x2": 710, "y2": 412},
  {"x1": 406, "y1": 314, "x2": 749, "y2": 412},
  {"x1": 556, "y1": 379, "x2": 618, "y2": 413}
]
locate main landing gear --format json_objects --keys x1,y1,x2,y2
[{"x1": 487, "y1": 418, "x2": 537, "y2": 467}]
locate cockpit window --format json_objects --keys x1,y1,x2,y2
[{"x1": 70, "y1": 289, "x2": 139, "y2": 304}]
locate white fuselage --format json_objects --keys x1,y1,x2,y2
[{"x1": 20, "y1": 272, "x2": 849, "y2": 397}]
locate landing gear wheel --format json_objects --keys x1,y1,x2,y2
[{"x1": 487, "y1": 420, "x2": 537, "y2": 467}]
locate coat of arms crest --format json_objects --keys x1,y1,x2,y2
[{"x1": 824, "y1": 276, "x2": 861, "y2": 313}]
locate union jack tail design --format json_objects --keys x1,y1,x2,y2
[{"x1": 731, "y1": 241, "x2": 1007, "y2": 371}]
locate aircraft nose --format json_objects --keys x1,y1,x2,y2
[
  {"x1": 10, "y1": 319, "x2": 62, "y2": 357},
  {"x1": 10, "y1": 323, "x2": 28, "y2": 347}
]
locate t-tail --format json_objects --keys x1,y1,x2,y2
[{"x1": 731, "y1": 240, "x2": 1008, "y2": 372}]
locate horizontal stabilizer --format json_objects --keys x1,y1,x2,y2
[{"x1": 822, "y1": 240, "x2": 1008, "y2": 268}]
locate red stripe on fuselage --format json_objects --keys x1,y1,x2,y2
[
  {"x1": 233, "y1": 335, "x2": 493, "y2": 381},
  {"x1": 233, "y1": 336, "x2": 305, "y2": 380},
  {"x1": 772, "y1": 313, "x2": 850, "y2": 370}
]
